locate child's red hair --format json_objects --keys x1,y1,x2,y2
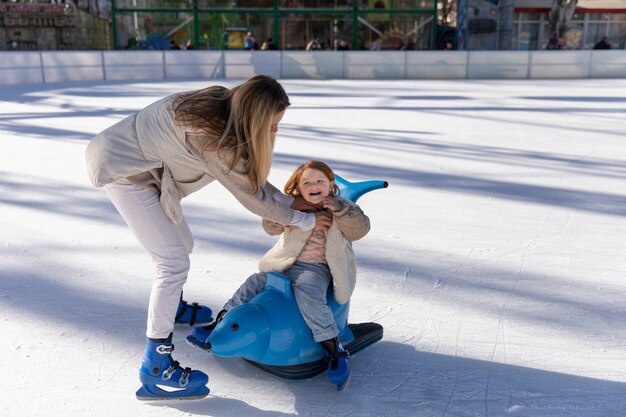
[{"x1": 283, "y1": 160, "x2": 339, "y2": 197}]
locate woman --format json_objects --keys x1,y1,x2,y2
[{"x1": 85, "y1": 75, "x2": 319, "y2": 400}]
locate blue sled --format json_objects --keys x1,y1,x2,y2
[{"x1": 189, "y1": 175, "x2": 388, "y2": 379}]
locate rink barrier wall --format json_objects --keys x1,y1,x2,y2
[{"x1": 1, "y1": 50, "x2": 626, "y2": 85}]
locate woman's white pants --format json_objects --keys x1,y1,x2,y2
[{"x1": 105, "y1": 180, "x2": 193, "y2": 339}]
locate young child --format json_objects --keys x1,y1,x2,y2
[{"x1": 192, "y1": 160, "x2": 370, "y2": 390}]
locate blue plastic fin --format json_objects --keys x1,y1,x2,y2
[{"x1": 334, "y1": 174, "x2": 388, "y2": 203}]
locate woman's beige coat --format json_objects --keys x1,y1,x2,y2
[{"x1": 85, "y1": 94, "x2": 298, "y2": 226}]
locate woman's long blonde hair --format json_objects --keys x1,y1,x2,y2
[
  {"x1": 283, "y1": 160, "x2": 339, "y2": 197},
  {"x1": 172, "y1": 75, "x2": 290, "y2": 192}
]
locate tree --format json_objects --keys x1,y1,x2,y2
[
  {"x1": 547, "y1": 0, "x2": 577, "y2": 43},
  {"x1": 438, "y1": 0, "x2": 456, "y2": 28}
]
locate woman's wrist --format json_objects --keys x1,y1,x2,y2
[{"x1": 290, "y1": 211, "x2": 315, "y2": 231}]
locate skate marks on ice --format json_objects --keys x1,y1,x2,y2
[
  {"x1": 158, "y1": 341, "x2": 625, "y2": 417},
  {"x1": 402, "y1": 344, "x2": 625, "y2": 417},
  {"x1": 305, "y1": 342, "x2": 623, "y2": 417}
]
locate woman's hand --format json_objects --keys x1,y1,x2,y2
[{"x1": 314, "y1": 211, "x2": 333, "y2": 230}]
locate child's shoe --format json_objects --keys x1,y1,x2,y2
[
  {"x1": 320, "y1": 337, "x2": 351, "y2": 391},
  {"x1": 186, "y1": 309, "x2": 228, "y2": 351}
]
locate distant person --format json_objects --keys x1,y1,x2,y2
[
  {"x1": 443, "y1": 40, "x2": 455, "y2": 50},
  {"x1": 370, "y1": 37, "x2": 381, "y2": 51},
  {"x1": 169, "y1": 40, "x2": 181, "y2": 50},
  {"x1": 261, "y1": 37, "x2": 278, "y2": 50},
  {"x1": 337, "y1": 40, "x2": 350, "y2": 51},
  {"x1": 244, "y1": 32, "x2": 259, "y2": 50},
  {"x1": 546, "y1": 35, "x2": 560, "y2": 50},
  {"x1": 594, "y1": 36, "x2": 611, "y2": 50},
  {"x1": 125, "y1": 39, "x2": 138, "y2": 49},
  {"x1": 306, "y1": 38, "x2": 322, "y2": 51}
]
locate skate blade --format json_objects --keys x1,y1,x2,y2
[
  {"x1": 136, "y1": 384, "x2": 209, "y2": 401},
  {"x1": 336, "y1": 373, "x2": 351, "y2": 392}
]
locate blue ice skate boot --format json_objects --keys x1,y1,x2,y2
[
  {"x1": 321, "y1": 337, "x2": 351, "y2": 391},
  {"x1": 186, "y1": 309, "x2": 228, "y2": 351},
  {"x1": 175, "y1": 292, "x2": 213, "y2": 326},
  {"x1": 136, "y1": 333, "x2": 209, "y2": 401}
]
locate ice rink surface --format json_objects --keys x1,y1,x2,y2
[{"x1": 1, "y1": 78, "x2": 625, "y2": 417}]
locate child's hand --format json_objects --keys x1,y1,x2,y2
[
  {"x1": 323, "y1": 196, "x2": 343, "y2": 212},
  {"x1": 314, "y1": 211, "x2": 333, "y2": 230}
]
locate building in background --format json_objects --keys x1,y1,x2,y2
[
  {"x1": 512, "y1": 0, "x2": 626, "y2": 49},
  {"x1": 109, "y1": 0, "x2": 438, "y2": 51},
  {"x1": 1, "y1": 0, "x2": 111, "y2": 50},
  {"x1": 457, "y1": 0, "x2": 625, "y2": 50},
  {"x1": 1, "y1": 0, "x2": 624, "y2": 50}
]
